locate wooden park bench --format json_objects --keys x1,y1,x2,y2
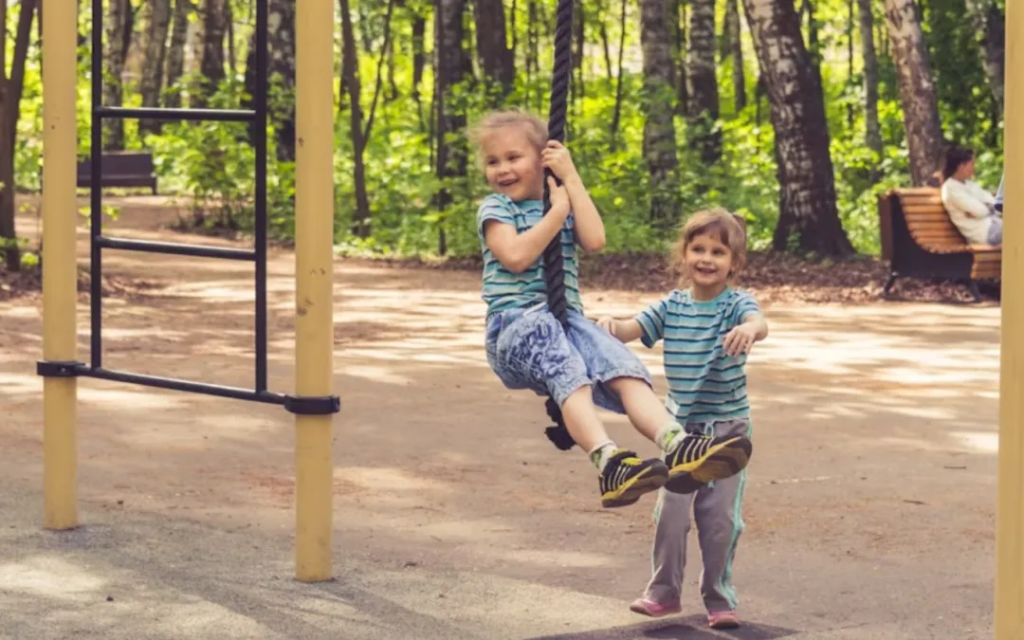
[
  {"x1": 878, "y1": 187, "x2": 1000, "y2": 302},
  {"x1": 76, "y1": 151, "x2": 158, "y2": 194}
]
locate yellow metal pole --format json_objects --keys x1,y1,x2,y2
[
  {"x1": 996, "y1": 0, "x2": 1022, "y2": 635},
  {"x1": 41, "y1": 0, "x2": 78, "y2": 530},
  {"x1": 293, "y1": 0, "x2": 335, "y2": 581}
]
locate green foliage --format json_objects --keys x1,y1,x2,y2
[{"x1": 3, "y1": 0, "x2": 1006, "y2": 264}]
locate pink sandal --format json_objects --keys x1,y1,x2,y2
[
  {"x1": 629, "y1": 597, "x2": 682, "y2": 618},
  {"x1": 707, "y1": 610, "x2": 741, "y2": 629}
]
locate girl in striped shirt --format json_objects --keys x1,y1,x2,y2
[{"x1": 599, "y1": 208, "x2": 767, "y2": 629}]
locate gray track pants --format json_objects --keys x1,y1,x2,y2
[{"x1": 642, "y1": 418, "x2": 751, "y2": 613}]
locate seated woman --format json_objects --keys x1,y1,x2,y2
[{"x1": 940, "y1": 145, "x2": 1002, "y2": 246}]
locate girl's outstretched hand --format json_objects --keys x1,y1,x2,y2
[
  {"x1": 723, "y1": 323, "x2": 759, "y2": 357},
  {"x1": 597, "y1": 316, "x2": 617, "y2": 335},
  {"x1": 542, "y1": 141, "x2": 579, "y2": 183}
]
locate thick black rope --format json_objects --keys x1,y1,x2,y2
[{"x1": 542, "y1": 0, "x2": 577, "y2": 451}]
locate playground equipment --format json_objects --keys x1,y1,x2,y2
[
  {"x1": 38, "y1": 0, "x2": 339, "y2": 581},
  {"x1": 996, "y1": 0, "x2": 1022, "y2": 633}
]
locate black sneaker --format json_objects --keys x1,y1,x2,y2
[
  {"x1": 599, "y1": 449, "x2": 669, "y2": 508},
  {"x1": 663, "y1": 433, "x2": 752, "y2": 494}
]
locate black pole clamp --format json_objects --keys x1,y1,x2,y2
[
  {"x1": 284, "y1": 395, "x2": 341, "y2": 416},
  {"x1": 37, "y1": 360, "x2": 84, "y2": 378}
]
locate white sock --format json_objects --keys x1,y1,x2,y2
[
  {"x1": 655, "y1": 422, "x2": 684, "y2": 451},
  {"x1": 587, "y1": 440, "x2": 618, "y2": 472}
]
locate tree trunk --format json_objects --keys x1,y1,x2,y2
[
  {"x1": 687, "y1": 0, "x2": 720, "y2": 164},
  {"x1": 572, "y1": 0, "x2": 584, "y2": 111},
  {"x1": 139, "y1": 0, "x2": 172, "y2": 135},
  {"x1": 743, "y1": 0, "x2": 855, "y2": 257},
  {"x1": 164, "y1": 0, "x2": 192, "y2": 108},
  {"x1": 362, "y1": 0, "x2": 396, "y2": 144},
  {"x1": 474, "y1": 0, "x2": 514, "y2": 98},
  {"x1": 340, "y1": 0, "x2": 371, "y2": 237},
  {"x1": 226, "y1": 0, "x2": 235, "y2": 75},
  {"x1": 857, "y1": 0, "x2": 883, "y2": 159},
  {"x1": 0, "y1": 0, "x2": 37, "y2": 271},
  {"x1": 103, "y1": 0, "x2": 130, "y2": 150},
  {"x1": 610, "y1": 0, "x2": 627, "y2": 143},
  {"x1": 194, "y1": 0, "x2": 227, "y2": 107},
  {"x1": 268, "y1": 0, "x2": 296, "y2": 161},
  {"x1": 411, "y1": 8, "x2": 427, "y2": 129},
  {"x1": 599, "y1": 19, "x2": 613, "y2": 83},
  {"x1": 965, "y1": 0, "x2": 1004, "y2": 107},
  {"x1": 435, "y1": 0, "x2": 470, "y2": 256},
  {"x1": 883, "y1": 0, "x2": 944, "y2": 185},
  {"x1": 639, "y1": 0, "x2": 679, "y2": 225},
  {"x1": 676, "y1": 0, "x2": 688, "y2": 115},
  {"x1": 801, "y1": 0, "x2": 822, "y2": 76},
  {"x1": 726, "y1": 0, "x2": 746, "y2": 111}
]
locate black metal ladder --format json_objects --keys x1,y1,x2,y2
[{"x1": 37, "y1": 0, "x2": 337, "y2": 416}]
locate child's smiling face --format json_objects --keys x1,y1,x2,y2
[
  {"x1": 684, "y1": 232, "x2": 733, "y2": 298},
  {"x1": 482, "y1": 127, "x2": 543, "y2": 202}
]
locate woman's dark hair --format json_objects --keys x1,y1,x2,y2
[{"x1": 942, "y1": 145, "x2": 974, "y2": 181}]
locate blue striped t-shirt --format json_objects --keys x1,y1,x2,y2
[
  {"x1": 477, "y1": 194, "x2": 583, "y2": 318},
  {"x1": 636, "y1": 287, "x2": 761, "y2": 424}
]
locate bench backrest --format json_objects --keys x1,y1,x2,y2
[
  {"x1": 889, "y1": 187, "x2": 969, "y2": 254},
  {"x1": 77, "y1": 152, "x2": 155, "y2": 177}
]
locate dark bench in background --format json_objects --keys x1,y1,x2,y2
[
  {"x1": 878, "y1": 187, "x2": 1000, "y2": 302},
  {"x1": 76, "y1": 151, "x2": 158, "y2": 194}
]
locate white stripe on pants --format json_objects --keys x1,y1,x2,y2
[{"x1": 643, "y1": 418, "x2": 751, "y2": 613}]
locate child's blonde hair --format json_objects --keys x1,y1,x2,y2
[
  {"x1": 671, "y1": 207, "x2": 749, "y2": 280},
  {"x1": 467, "y1": 109, "x2": 548, "y2": 163}
]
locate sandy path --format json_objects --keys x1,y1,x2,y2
[{"x1": 0, "y1": 197, "x2": 1000, "y2": 639}]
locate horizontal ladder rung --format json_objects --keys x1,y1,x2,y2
[
  {"x1": 98, "y1": 236, "x2": 256, "y2": 261},
  {"x1": 76, "y1": 365, "x2": 285, "y2": 405},
  {"x1": 95, "y1": 106, "x2": 256, "y2": 123}
]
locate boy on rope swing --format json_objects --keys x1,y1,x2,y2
[{"x1": 468, "y1": 109, "x2": 752, "y2": 508}]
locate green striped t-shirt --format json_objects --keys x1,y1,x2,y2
[
  {"x1": 476, "y1": 194, "x2": 583, "y2": 319},
  {"x1": 636, "y1": 287, "x2": 761, "y2": 424}
]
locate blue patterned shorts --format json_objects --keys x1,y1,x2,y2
[{"x1": 485, "y1": 305, "x2": 653, "y2": 413}]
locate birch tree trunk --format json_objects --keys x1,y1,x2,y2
[
  {"x1": 883, "y1": 0, "x2": 944, "y2": 185},
  {"x1": 340, "y1": 0, "x2": 370, "y2": 236},
  {"x1": 474, "y1": 0, "x2": 515, "y2": 98},
  {"x1": 725, "y1": 0, "x2": 746, "y2": 111},
  {"x1": 0, "y1": 0, "x2": 36, "y2": 271},
  {"x1": 639, "y1": 0, "x2": 679, "y2": 224},
  {"x1": 164, "y1": 0, "x2": 192, "y2": 108},
  {"x1": 743, "y1": 0, "x2": 854, "y2": 256},
  {"x1": 194, "y1": 0, "x2": 227, "y2": 107},
  {"x1": 687, "y1": 0, "x2": 721, "y2": 164},
  {"x1": 139, "y1": 0, "x2": 172, "y2": 135},
  {"x1": 435, "y1": 0, "x2": 470, "y2": 255},
  {"x1": 269, "y1": 0, "x2": 296, "y2": 161},
  {"x1": 103, "y1": 0, "x2": 129, "y2": 150},
  {"x1": 857, "y1": 0, "x2": 883, "y2": 158},
  {"x1": 964, "y1": 0, "x2": 1004, "y2": 107}
]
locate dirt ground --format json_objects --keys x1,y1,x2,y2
[{"x1": 0, "y1": 197, "x2": 1001, "y2": 639}]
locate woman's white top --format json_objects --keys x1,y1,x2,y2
[{"x1": 941, "y1": 178, "x2": 996, "y2": 244}]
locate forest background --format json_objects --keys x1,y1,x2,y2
[{"x1": 0, "y1": 0, "x2": 1007, "y2": 273}]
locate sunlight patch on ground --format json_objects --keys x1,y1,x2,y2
[
  {"x1": 341, "y1": 365, "x2": 415, "y2": 386},
  {"x1": 0, "y1": 306, "x2": 40, "y2": 319},
  {"x1": 415, "y1": 519, "x2": 519, "y2": 543},
  {"x1": 504, "y1": 548, "x2": 616, "y2": 568},
  {"x1": 77, "y1": 385, "x2": 182, "y2": 411},
  {"x1": 0, "y1": 372, "x2": 40, "y2": 395},
  {"x1": 337, "y1": 466, "x2": 452, "y2": 494},
  {"x1": 949, "y1": 431, "x2": 1000, "y2": 454},
  {"x1": 0, "y1": 556, "x2": 106, "y2": 601},
  {"x1": 878, "y1": 366, "x2": 996, "y2": 387}
]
